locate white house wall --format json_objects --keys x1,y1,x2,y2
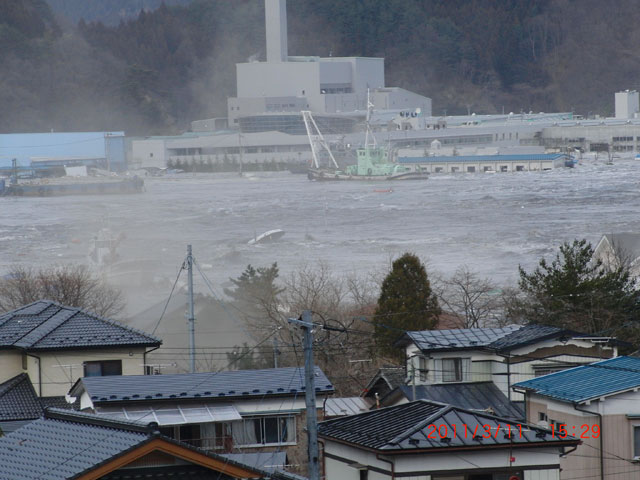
[
  {"x1": 31, "y1": 347, "x2": 148, "y2": 397},
  {"x1": 527, "y1": 394, "x2": 640, "y2": 480},
  {"x1": 324, "y1": 439, "x2": 563, "y2": 479},
  {"x1": 394, "y1": 448, "x2": 561, "y2": 474},
  {"x1": 0, "y1": 351, "x2": 23, "y2": 384}
]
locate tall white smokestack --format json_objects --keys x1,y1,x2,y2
[{"x1": 265, "y1": 0, "x2": 288, "y2": 62}]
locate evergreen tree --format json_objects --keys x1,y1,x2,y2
[
  {"x1": 374, "y1": 253, "x2": 440, "y2": 359},
  {"x1": 224, "y1": 263, "x2": 283, "y2": 324},
  {"x1": 514, "y1": 239, "x2": 639, "y2": 335}
]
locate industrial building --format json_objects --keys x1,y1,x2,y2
[
  {"x1": 398, "y1": 153, "x2": 571, "y2": 173},
  {"x1": 225, "y1": 0, "x2": 431, "y2": 134},
  {"x1": 127, "y1": 2, "x2": 640, "y2": 173},
  {"x1": 0, "y1": 131, "x2": 127, "y2": 174}
]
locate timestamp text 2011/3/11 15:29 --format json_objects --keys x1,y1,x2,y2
[{"x1": 425, "y1": 423, "x2": 600, "y2": 440}]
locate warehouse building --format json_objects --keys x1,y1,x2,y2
[{"x1": 0, "y1": 131, "x2": 126, "y2": 174}]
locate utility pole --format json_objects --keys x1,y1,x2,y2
[
  {"x1": 288, "y1": 310, "x2": 320, "y2": 480},
  {"x1": 186, "y1": 245, "x2": 196, "y2": 373},
  {"x1": 273, "y1": 336, "x2": 279, "y2": 368}
]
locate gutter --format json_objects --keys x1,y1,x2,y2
[
  {"x1": 574, "y1": 403, "x2": 603, "y2": 480},
  {"x1": 25, "y1": 351, "x2": 42, "y2": 396},
  {"x1": 376, "y1": 453, "x2": 395, "y2": 480},
  {"x1": 143, "y1": 345, "x2": 161, "y2": 374}
]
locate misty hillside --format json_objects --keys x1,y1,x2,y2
[
  {"x1": 45, "y1": 0, "x2": 192, "y2": 25},
  {"x1": 2, "y1": 0, "x2": 640, "y2": 134}
]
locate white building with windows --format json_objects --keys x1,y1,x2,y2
[
  {"x1": 395, "y1": 325, "x2": 621, "y2": 403},
  {"x1": 514, "y1": 356, "x2": 640, "y2": 480},
  {"x1": 69, "y1": 366, "x2": 334, "y2": 476}
]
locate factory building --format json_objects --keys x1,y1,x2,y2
[
  {"x1": 0, "y1": 132, "x2": 126, "y2": 174},
  {"x1": 225, "y1": 0, "x2": 431, "y2": 134},
  {"x1": 398, "y1": 153, "x2": 570, "y2": 174},
  {"x1": 540, "y1": 120, "x2": 640, "y2": 153}
]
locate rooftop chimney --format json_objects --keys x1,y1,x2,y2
[{"x1": 265, "y1": 0, "x2": 288, "y2": 62}]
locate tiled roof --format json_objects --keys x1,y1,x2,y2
[
  {"x1": 403, "y1": 325, "x2": 521, "y2": 351},
  {"x1": 363, "y1": 365, "x2": 406, "y2": 399},
  {"x1": 0, "y1": 409, "x2": 298, "y2": 480},
  {"x1": 72, "y1": 366, "x2": 334, "y2": 404},
  {"x1": 319, "y1": 400, "x2": 579, "y2": 451},
  {"x1": 399, "y1": 382, "x2": 523, "y2": 419},
  {"x1": 0, "y1": 409, "x2": 151, "y2": 480},
  {"x1": 0, "y1": 374, "x2": 42, "y2": 421},
  {"x1": 403, "y1": 324, "x2": 613, "y2": 353},
  {"x1": 514, "y1": 356, "x2": 640, "y2": 403},
  {"x1": 0, "y1": 300, "x2": 161, "y2": 351}
]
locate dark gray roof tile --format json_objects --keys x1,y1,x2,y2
[
  {"x1": 73, "y1": 366, "x2": 334, "y2": 403},
  {"x1": 399, "y1": 382, "x2": 524, "y2": 420},
  {"x1": 0, "y1": 409, "x2": 299, "y2": 480},
  {"x1": 319, "y1": 400, "x2": 579, "y2": 451},
  {"x1": 0, "y1": 300, "x2": 161, "y2": 351},
  {"x1": 0, "y1": 374, "x2": 42, "y2": 421}
]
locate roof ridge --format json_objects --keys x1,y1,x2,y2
[
  {"x1": 0, "y1": 373, "x2": 30, "y2": 398},
  {"x1": 14, "y1": 307, "x2": 79, "y2": 349},
  {"x1": 387, "y1": 402, "x2": 451, "y2": 445},
  {"x1": 8, "y1": 302, "x2": 62, "y2": 347}
]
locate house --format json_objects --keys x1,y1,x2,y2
[
  {"x1": 593, "y1": 233, "x2": 640, "y2": 279},
  {"x1": 0, "y1": 407, "x2": 301, "y2": 480},
  {"x1": 0, "y1": 300, "x2": 161, "y2": 397},
  {"x1": 0, "y1": 372, "x2": 79, "y2": 434},
  {"x1": 69, "y1": 366, "x2": 334, "y2": 475},
  {"x1": 513, "y1": 356, "x2": 640, "y2": 480},
  {"x1": 318, "y1": 399, "x2": 580, "y2": 480},
  {"x1": 395, "y1": 324, "x2": 622, "y2": 403},
  {"x1": 375, "y1": 381, "x2": 524, "y2": 420}
]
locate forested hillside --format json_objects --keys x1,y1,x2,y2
[{"x1": 2, "y1": 0, "x2": 640, "y2": 134}]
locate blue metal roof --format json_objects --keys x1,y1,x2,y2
[
  {"x1": 514, "y1": 356, "x2": 640, "y2": 403},
  {"x1": 72, "y1": 366, "x2": 334, "y2": 403},
  {"x1": 398, "y1": 153, "x2": 568, "y2": 164}
]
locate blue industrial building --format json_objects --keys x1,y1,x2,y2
[{"x1": 0, "y1": 132, "x2": 127, "y2": 173}]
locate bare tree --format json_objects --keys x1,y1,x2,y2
[
  {"x1": 0, "y1": 265, "x2": 125, "y2": 318},
  {"x1": 228, "y1": 261, "x2": 385, "y2": 395},
  {"x1": 435, "y1": 266, "x2": 503, "y2": 328}
]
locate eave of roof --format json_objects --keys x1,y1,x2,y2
[{"x1": 513, "y1": 356, "x2": 640, "y2": 403}]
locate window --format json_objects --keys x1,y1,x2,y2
[
  {"x1": 634, "y1": 426, "x2": 640, "y2": 458},
  {"x1": 84, "y1": 360, "x2": 122, "y2": 377},
  {"x1": 359, "y1": 469, "x2": 369, "y2": 480},
  {"x1": 442, "y1": 358, "x2": 469, "y2": 382},
  {"x1": 467, "y1": 166, "x2": 476, "y2": 172},
  {"x1": 232, "y1": 416, "x2": 296, "y2": 446},
  {"x1": 159, "y1": 422, "x2": 232, "y2": 451},
  {"x1": 419, "y1": 356, "x2": 428, "y2": 382},
  {"x1": 538, "y1": 412, "x2": 548, "y2": 422}
]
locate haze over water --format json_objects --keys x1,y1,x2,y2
[{"x1": 1, "y1": 157, "x2": 639, "y2": 314}]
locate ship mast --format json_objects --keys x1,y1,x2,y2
[
  {"x1": 364, "y1": 88, "x2": 378, "y2": 149},
  {"x1": 302, "y1": 111, "x2": 339, "y2": 169}
]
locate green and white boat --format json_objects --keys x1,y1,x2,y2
[{"x1": 303, "y1": 108, "x2": 428, "y2": 182}]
